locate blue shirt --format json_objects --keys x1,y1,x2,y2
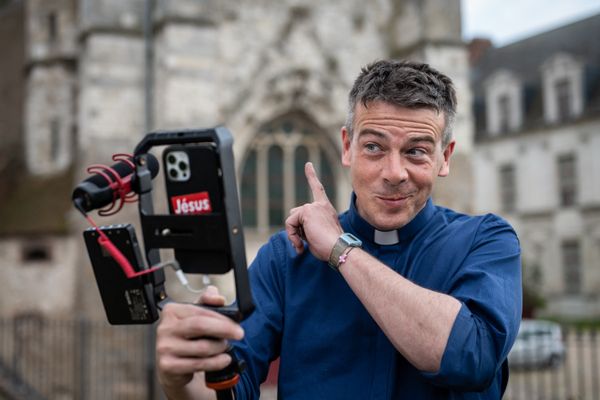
[{"x1": 233, "y1": 197, "x2": 522, "y2": 399}]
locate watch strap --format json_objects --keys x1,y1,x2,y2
[{"x1": 328, "y1": 233, "x2": 362, "y2": 270}]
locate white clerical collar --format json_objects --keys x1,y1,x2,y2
[{"x1": 374, "y1": 229, "x2": 399, "y2": 246}]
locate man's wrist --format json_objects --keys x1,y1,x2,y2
[{"x1": 328, "y1": 233, "x2": 362, "y2": 271}]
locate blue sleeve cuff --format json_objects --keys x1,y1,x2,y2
[{"x1": 420, "y1": 304, "x2": 501, "y2": 391}]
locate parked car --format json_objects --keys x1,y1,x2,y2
[{"x1": 508, "y1": 319, "x2": 566, "y2": 369}]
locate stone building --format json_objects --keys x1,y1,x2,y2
[
  {"x1": 0, "y1": 0, "x2": 473, "y2": 320},
  {"x1": 471, "y1": 13, "x2": 600, "y2": 319}
]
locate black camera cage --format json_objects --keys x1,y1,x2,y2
[{"x1": 133, "y1": 126, "x2": 254, "y2": 321}]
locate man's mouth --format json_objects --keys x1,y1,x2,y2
[
  {"x1": 377, "y1": 192, "x2": 413, "y2": 201},
  {"x1": 376, "y1": 193, "x2": 413, "y2": 206}
]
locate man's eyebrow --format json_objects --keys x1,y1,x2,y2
[
  {"x1": 357, "y1": 129, "x2": 387, "y2": 139},
  {"x1": 356, "y1": 130, "x2": 437, "y2": 146},
  {"x1": 407, "y1": 135, "x2": 436, "y2": 145}
]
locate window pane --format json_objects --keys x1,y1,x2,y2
[
  {"x1": 562, "y1": 240, "x2": 581, "y2": 294},
  {"x1": 268, "y1": 146, "x2": 284, "y2": 227},
  {"x1": 50, "y1": 118, "x2": 60, "y2": 162},
  {"x1": 555, "y1": 79, "x2": 571, "y2": 122},
  {"x1": 499, "y1": 164, "x2": 516, "y2": 212},
  {"x1": 282, "y1": 120, "x2": 294, "y2": 135},
  {"x1": 48, "y1": 12, "x2": 57, "y2": 43},
  {"x1": 320, "y1": 150, "x2": 337, "y2": 203},
  {"x1": 241, "y1": 150, "x2": 257, "y2": 227},
  {"x1": 498, "y1": 95, "x2": 511, "y2": 133},
  {"x1": 557, "y1": 154, "x2": 577, "y2": 207},
  {"x1": 21, "y1": 243, "x2": 52, "y2": 263},
  {"x1": 294, "y1": 146, "x2": 310, "y2": 205}
]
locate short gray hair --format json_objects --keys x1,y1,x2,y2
[{"x1": 345, "y1": 60, "x2": 457, "y2": 148}]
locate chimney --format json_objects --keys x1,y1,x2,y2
[{"x1": 468, "y1": 38, "x2": 493, "y2": 66}]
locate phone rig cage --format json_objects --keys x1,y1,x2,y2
[
  {"x1": 131, "y1": 126, "x2": 255, "y2": 322},
  {"x1": 77, "y1": 127, "x2": 255, "y2": 399}
]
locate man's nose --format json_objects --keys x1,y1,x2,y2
[{"x1": 382, "y1": 153, "x2": 408, "y2": 186}]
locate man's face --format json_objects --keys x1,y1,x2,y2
[{"x1": 342, "y1": 101, "x2": 455, "y2": 231}]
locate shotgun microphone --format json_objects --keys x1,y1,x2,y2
[{"x1": 72, "y1": 153, "x2": 160, "y2": 213}]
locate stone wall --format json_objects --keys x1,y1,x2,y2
[{"x1": 0, "y1": 236, "x2": 78, "y2": 317}]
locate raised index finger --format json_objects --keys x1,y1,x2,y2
[{"x1": 305, "y1": 162, "x2": 329, "y2": 202}]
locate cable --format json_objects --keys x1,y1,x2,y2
[
  {"x1": 174, "y1": 271, "x2": 210, "y2": 295},
  {"x1": 76, "y1": 204, "x2": 195, "y2": 288}
]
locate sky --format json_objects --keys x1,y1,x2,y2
[{"x1": 461, "y1": 0, "x2": 600, "y2": 46}]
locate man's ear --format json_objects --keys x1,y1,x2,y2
[
  {"x1": 341, "y1": 126, "x2": 352, "y2": 167},
  {"x1": 438, "y1": 140, "x2": 455, "y2": 177}
]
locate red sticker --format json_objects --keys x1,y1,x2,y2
[{"x1": 171, "y1": 191, "x2": 212, "y2": 215}]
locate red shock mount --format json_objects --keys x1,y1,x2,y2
[{"x1": 85, "y1": 153, "x2": 138, "y2": 216}]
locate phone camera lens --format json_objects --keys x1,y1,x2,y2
[
  {"x1": 169, "y1": 168, "x2": 179, "y2": 178},
  {"x1": 179, "y1": 161, "x2": 188, "y2": 171},
  {"x1": 167, "y1": 154, "x2": 177, "y2": 164}
]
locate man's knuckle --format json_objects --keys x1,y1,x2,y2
[
  {"x1": 157, "y1": 356, "x2": 176, "y2": 372},
  {"x1": 156, "y1": 322, "x2": 173, "y2": 338},
  {"x1": 185, "y1": 319, "x2": 206, "y2": 337},
  {"x1": 156, "y1": 341, "x2": 172, "y2": 356},
  {"x1": 195, "y1": 357, "x2": 217, "y2": 371},
  {"x1": 194, "y1": 340, "x2": 213, "y2": 356}
]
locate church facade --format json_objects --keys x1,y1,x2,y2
[{"x1": 0, "y1": 0, "x2": 472, "y2": 319}]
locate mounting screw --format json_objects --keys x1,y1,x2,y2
[{"x1": 232, "y1": 226, "x2": 239, "y2": 235}]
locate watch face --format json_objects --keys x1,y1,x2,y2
[
  {"x1": 329, "y1": 233, "x2": 363, "y2": 270},
  {"x1": 341, "y1": 233, "x2": 362, "y2": 247}
]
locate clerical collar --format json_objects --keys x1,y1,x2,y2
[
  {"x1": 374, "y1": 229, "x2": 399, "y2": 245},
  {"x1": 347, "y1": 193, "x2": 436, "y2": 246}
]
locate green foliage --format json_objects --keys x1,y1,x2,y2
[{"x1": 521, "y1": 261, "x2": 546, "y2": 318}]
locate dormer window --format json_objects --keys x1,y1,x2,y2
[
  {"x1": 484, "y1": 70, "x2": 523, "y2": 136},
  {"x1": 555, "y1": 78, "x2": 572, "y2": 122},
  {"x1": 541, "y1": 53, "x2": 584, "y2": 124}
]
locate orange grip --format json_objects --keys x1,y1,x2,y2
[{"x1": 205, "y1": 374, "x2": 240, "y2": 391}]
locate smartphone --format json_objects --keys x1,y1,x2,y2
[
  {"x1": 162, "y1": 144, "x2": 231, "y2": 274},
  {"x1": 83, "y1": 224, "x2": 159, "y2": 324}
]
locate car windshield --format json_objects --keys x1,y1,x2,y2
[{"x1": 517, "y1": 322, "x2": 561, "y2": 341}]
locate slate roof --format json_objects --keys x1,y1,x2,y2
[{"x1": 471, "y1": 13, "x2": 600, "y2": 140}]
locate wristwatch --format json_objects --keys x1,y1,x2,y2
[{"x1": 328, "y1": 232, "x2": 362, "y2": 270}]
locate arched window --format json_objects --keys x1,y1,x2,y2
[
  {"x1": 240, "y1": 113, "x2": 339, "y2": 232},
  {"x1": 241, "y1": 150, "x2": 257, "y2": 226},
  {"x1": 268, "y1": 146, "x2": 284, "y2": 225},
  {"x1": 294, "y1": 146, "x2": 310, "y2": 205}
]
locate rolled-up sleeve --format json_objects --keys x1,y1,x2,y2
[{"x1": 421, "y1": 215, "x2": 522, "y2": 390}]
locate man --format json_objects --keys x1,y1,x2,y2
[{"x1": 156, "y1": 60, "x2": 522, "y2": 399}]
